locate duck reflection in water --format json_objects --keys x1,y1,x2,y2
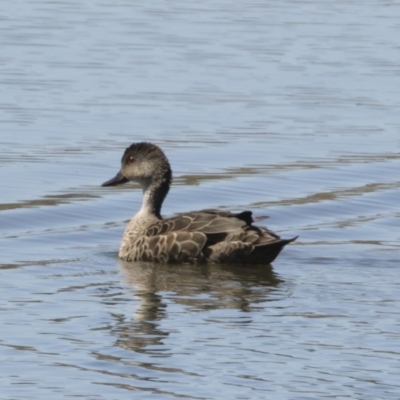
[{"x1": 110, "y1": 260, "x2": 283, "y2": 354}]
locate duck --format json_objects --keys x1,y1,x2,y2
[{"x1": 102, "y1": 142, "x2": 297, "y2": 264}]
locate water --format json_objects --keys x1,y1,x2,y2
[{"x1": 1, "y1": 1, "x2": 400, "y2": 399}]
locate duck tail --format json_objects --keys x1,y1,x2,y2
[{"x1": 251, "y1": 236, "x2": 298, "y2": 264}]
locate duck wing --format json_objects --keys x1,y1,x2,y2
[
  {"x1": 140, "y1": 209, "x2": 296, "y2": 264},
  {"x1": 145, "y1": 209, "x2": 255, "y2": 236}
]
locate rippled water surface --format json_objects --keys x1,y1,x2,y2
[{"x1": 1, "y1": 1, "x2": 400, "y2": 399}]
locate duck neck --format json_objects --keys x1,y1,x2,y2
[{"x1": 138, "y1": 177, "x2": 170, "y2": 219}]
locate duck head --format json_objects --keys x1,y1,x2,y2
[{"x1": 101, "y1": 142, "x2": 172, "y2": 191}]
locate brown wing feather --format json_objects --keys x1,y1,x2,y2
[
  {"x1": 145, "y1": 210, "x2": 251, "y2": 237},
  {"x1": 135, "y1": 209, "x2": 295, "y2": 264}
]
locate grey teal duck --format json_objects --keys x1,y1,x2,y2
[{"x1": 102, "y1": 142, "x2": 297, "y2": 264}]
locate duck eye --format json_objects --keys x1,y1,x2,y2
[{"x1": 128, "y1": 156, "x2": 135, "y2": 164}]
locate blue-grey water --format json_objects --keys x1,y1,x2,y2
[{"x1": 1, "y1": 1, "x2": 400, "y2": 399}]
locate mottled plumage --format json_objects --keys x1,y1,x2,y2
[{"x1": 102, "y1": 142, "x2": 296, "y2": 264}]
